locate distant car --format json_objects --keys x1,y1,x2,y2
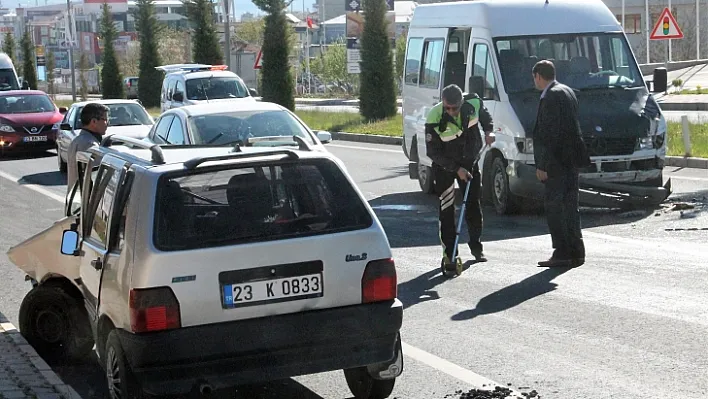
[
  {"x1": 157, "y1": 64, "x2": 258, "y2": 112},
  {"x1": 144, "y1": 100, "x2": 333, "y2": 150},
  {"x1": 123, "y1": 76, "x2": 138, "y2": 99},
  {"x1": 55, "y1": 99, "x2": 154, "y2": 173},
  {"x1": 0, "y1": 90, "x2": 65, "y2": 155}
]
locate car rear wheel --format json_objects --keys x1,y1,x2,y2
[
  {"x1": 344, "y1": 367, "x2": 396, "y2": 399},
  {"x1": 105, "y1": 330, "x2": 149, "y2": 399},
  {"x1": 18, "y1": 286, "x2": 94, "y2": 362}
]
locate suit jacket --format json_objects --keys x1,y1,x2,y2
[
  {"x1": 66, "y1": 129, "x2": 101, "y2": 196},
  {"x1": 532, "y1": 81, "x2": 590, "y2": 174}
]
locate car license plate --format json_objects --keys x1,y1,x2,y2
[
  {"x1": 222, "y1": 272, "x2": 324, "y2": 308},
  {"x1": 23, "y1": 136, "x2": 47, "y2": 142}
]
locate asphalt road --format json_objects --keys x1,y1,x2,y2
[{"x1": 1, "y1": 141, "x2": 707, "y2": 399}]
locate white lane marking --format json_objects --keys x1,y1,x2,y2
[
  {"x1": 0, "y1": 170, "x2": 66, "y2": 203},
  {"x1": 401, "y1": 342, "x2": 524, "y2": 397},
  {"x1": 328, "y1": 143, "x2": 403, "y2": 153}
]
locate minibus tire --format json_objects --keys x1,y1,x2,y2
[{"x1": 490, "y1": 157, "x2": 519, "y2": 215}]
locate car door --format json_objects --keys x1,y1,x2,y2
[
  {"x1": 57, "y1": 106, "x2": 77, "y2": 159},
  {"x1": 468, "y1": 37, "x2": 501, "y2": 174},
  {"x1": 77, "y1": 155, "x2": 128, "y2": 320},
  {"x1": 148, "y1": 114, "x2": 175, "y2": 144},
  {"x1": 406, "y1": 28, "x2": 451, "y2": 169}
]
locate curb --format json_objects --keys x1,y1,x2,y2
[
  {"x1": 331, "y1": 132, "x2": 402, "y2": 146},
  {"x1": 329, "y1": 133, "x2": 708, "y2": 170},
  {"x1": 0, "y1": 322, "x2": 83, "y2": 399},
  {"x1": 665, "y1": 156, "x2": 708, "y2": 169},
  {"x1": 658, "y1": 102, "x2": 708, "y2": 111}
]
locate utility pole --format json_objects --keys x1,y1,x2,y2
[
  {"x1": 696, "y1": 0, "x2": 699, "y2": 59},
  {"x1": 645, "y1": 0, "x2": 649, "y2": 63},
  {"x1": 66, "y1": 0, "x2": 76, "y2": 101},
  {"x1": 223, "y1": 0, "x2": 230, "y2": 69}
]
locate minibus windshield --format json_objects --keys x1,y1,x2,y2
[{"x1": 493, "y1": 33, "x2": 645, "y2": 93}]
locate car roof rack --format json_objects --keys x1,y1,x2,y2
[
  {"x1": 184, "y1": 149, "x2": 299, "y2": 170},
  {"x1": 237, "y1": 135, "x2": 313, "y2": 152},
  {"x1": 100, "y1": 135, "x2": 166, "y2": 164}
]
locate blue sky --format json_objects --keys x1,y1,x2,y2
[{"x1": 7, "y1": 0, "x2": 312, "y2": 21}]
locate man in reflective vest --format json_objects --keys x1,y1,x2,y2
[{"x1": 425, "y1": 84, "x2": 495, "y2": 267}]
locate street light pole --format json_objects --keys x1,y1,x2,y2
[
  {"x1": 223, "y1": 0, "x2": 230, "y2": 69},
  {"x1": 66, "y1": 0, "x2": 76, "y2": 101}
]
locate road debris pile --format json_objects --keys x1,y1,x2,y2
[{"x1": 444, "y1": 384, "x2": 540, "y2": 398}]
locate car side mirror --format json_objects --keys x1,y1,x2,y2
[
  {"x1": 59, "y1": 107, "x2": 68, "y2": 114},
  {"x1": 172, "y1": 92, "x2": 184, "y2": 102},
  {"x1": 22, "y1": 80, "x2": 30, "y2": 90},
  {"x1": 249, "y1": 88, "x2": 258, "y2": 97},
  {"x1": 60, "y1": 229, "x2": 79, "y2": 255},
  {"x1": 316, "y1": 130, "x2": 332, "y2": 143},
  {"x1": 60, "y1": 123, "x2": 72, "y2": 130}
]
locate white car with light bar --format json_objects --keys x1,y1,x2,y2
[
  {"x1": 144, "y1": 100, "x2": 333, "y2": 149},
  {"x1": 157, "y1": 63, "x2": 259, "y2": 113},
  {"x1": 6, "y1": 134, "x2": 403, "y2": 399}
]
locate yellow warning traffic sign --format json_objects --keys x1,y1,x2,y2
[{"x1": 650, "y1": 7, "x2": 683, "y2": 40}]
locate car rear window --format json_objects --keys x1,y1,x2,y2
[{"x1": 153, "y1": 159, "x2": 373, "y2": 251}]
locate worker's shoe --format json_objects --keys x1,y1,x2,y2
[{"x1": 471, "y1": 250, "x2": 487, "y2": 263}]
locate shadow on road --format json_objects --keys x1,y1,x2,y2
[
  {"x1": 369, "y1": 189, "x2": 695, "y2": 248},
  {"x1": 46, "y1": 353, "x2": 332, "y2": 399},
  {"x1": 18, "y1": 171, "x2": 67, "y2": 186},
  {"x1": 397, "y1": 260, "x2": 478, "y2": 310},
  {"x1": 450, "y1": 268, "x2": 573, "y2": 321},
  {"x1": 363, "y1": 165, "x2": 410, "y2": 184},
  {"x1": 0, "y1": 151, "x2": 55, "y2": 162}
]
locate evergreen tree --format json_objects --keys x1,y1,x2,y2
[
  {"x1": 99, "y1": 3, "x2": 124, "y2": 98},
  {"x1": 183, "y1": 0, "x2": 223, "y2": 65},
  {"x1": 2, "y1": 32, "x2": 16, "y2": 64},
  {"x1": 46, "y1": 51, "x2": 56, "y2": 98},
  {"x1": 134, "y1": 0, "x2": 163, "y2": 108},
  {"x1": 358, "y1": 0, "x2": 396, "y2": 121},
  {"x1": 252, "y1": 0, "x2": 295, "y2": 110},
  {"x1": 20, "y1": 29, "x2": 37, "y2": 90}
]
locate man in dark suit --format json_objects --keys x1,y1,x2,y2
[{"x1": 531, "y1": 60, "x2": 591, "y2": 268}]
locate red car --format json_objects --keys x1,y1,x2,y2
[{"x1": 0, "y1": 90, "x2": 66, "y2": 155}]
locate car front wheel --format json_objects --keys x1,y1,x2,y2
[{"x1": 18, "y1": 286, "x2": 94, "y2": 362}]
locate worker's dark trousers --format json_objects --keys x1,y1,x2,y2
[
  {"x1": 544, "y1": 168, "x2": 585, "y2": 260},
  {"x1": 433, "y1": 163, "x2": 483, "y2": 260}
]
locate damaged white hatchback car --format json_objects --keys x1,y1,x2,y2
[{"x1": 7, "y1": 135, "x2": 403, "y2": 399}]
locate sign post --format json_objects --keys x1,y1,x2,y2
[
  {"x1": 253, "y1": 48, "x2": 262, "y2": 69},
  {"x1": 649, "y1": 7, "x2": 683, "y2": 68}
]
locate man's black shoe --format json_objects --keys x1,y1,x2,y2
[
  {"x1": 572, "y1": 258, "x2": 585, "y2": 267},
  {"x1": 472, "y1": 251, "x2": 487, "y2": 262},
  {"x1": 537, "y1": 257, "x2": 573, "y2": 267}
]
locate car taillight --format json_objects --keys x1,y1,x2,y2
[
  {"x1": 129, "y1": 287, "x2": 181, "y2": 333},
  {"x1": 361, "y1": 258, "x2": 397, "y2": 303}
]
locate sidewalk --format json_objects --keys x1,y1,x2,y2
[
  {"x1": 0, "y1": 320, "x2": 81, "y2": 399},
  {"x1": 656, "y1": 93, "x2": 708, "y2": 111}
]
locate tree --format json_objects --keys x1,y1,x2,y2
[
  {"x1": 134, "y1": 0, "x2": 163, "y2": 108},
  {"x1": 2, "y1": 32, "x2": 16, "y2": 64},
  {"x1": 358, "y1": 0, "x2": 396, "y2": 121},
  {"x1": 252, "y1": 0, "x2": 295, "y2": 110},
  {"x1": 394, "y1": 29, "x2": 407, "y2": 94},
  {"x1": 20, "y1": 29, "x2": 37, "y2": 90},
  {"x1": 46, "y1": 51, "x2": 56, "y2": 99},
  {"x1": 119, "y1": 27, "x2": 190, "y2": 78},
  {"x1": 99, "y1": 3, "x2": 124, "y2": 98},
  {"x1": 183, "y1": 0, "x2": 223, "y2": 64},
  {"x1": 79, "y1": 51, "x2": 89, "y2": 101},
  {"x1": 235, "y1": 18, "x2": 265, "y2": 45}
]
